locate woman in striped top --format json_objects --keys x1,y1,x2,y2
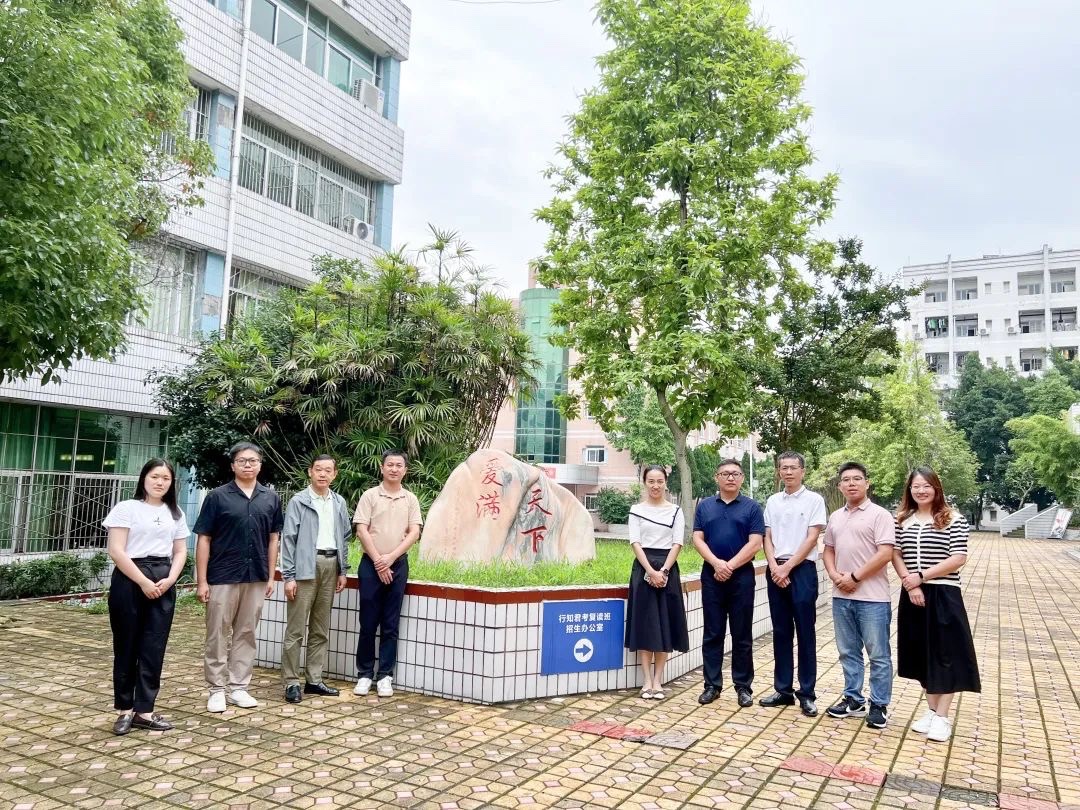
[{"x1": 893, "y1": 467, "x2": 981, "y2": 743}]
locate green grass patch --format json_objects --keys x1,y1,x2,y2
[
  {"x1": 176, "y1": 589, "x2": 206, "y2": 617},
  {"x1": 346, "y1": 538, "x2": 708, "y2": 588}
]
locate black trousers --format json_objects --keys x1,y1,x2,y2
[
  {"x1": 701, "y1": 565, "x2": 755, "y2": 692},
  {"x1": 765, "y1": 559, "x2": 819, "y2": 699},
  {"x1": 355, "y1": 555, "x2": 408, "y2": 681},
  {"x1": 108, "y1": 558, "x2": 176, "y2": 713}
]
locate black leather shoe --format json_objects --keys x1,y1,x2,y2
[
  {"x1": 113, "y1": 713, "x2": 134, "y2": 736},
  {"x1": 285, "y1": 684, "x2": 302, "y2": 703},
  {"x1": 759, "y1": 691, "x2": 795, "y2": 708},
  {"x1": 799, "y1": 698, "x2": 819, "y2": 717},
  {"x1": 304, "y1": 682, "x2": 340, "y2": 697},
  {"x1": 698, "y1": 685, "x2": 720, "y2": 705},
  {"x1": 131, "y1": 713, "x2": 174, "y2": 731},
  {"x1": 736, "y1": 688, "x2": 753, "y2": 708}
]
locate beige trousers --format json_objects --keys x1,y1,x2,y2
[
  {"x1": 282, "y1": 555, "x2": 338, "y2": 686},
  {"x1": 204, "y1": 581, "x2": 266, "y2": 694}
]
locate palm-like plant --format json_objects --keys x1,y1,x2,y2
[{"x1": 156, "y1": 241, "x2": 537, "y2": 508}]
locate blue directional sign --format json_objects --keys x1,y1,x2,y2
[{"x1": 540, "y1": 598, "x2": 625, "y2": 675}]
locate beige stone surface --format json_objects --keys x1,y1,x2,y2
[{"x1": 420, "y1": 449, "x2": 595, "y2": 564}]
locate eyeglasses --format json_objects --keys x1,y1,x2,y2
[
  {"x1": 717, "y1": 471, "x2": 743, "y2": 479},
  {"x1": 234, "y1": 457, "x2": 262, "y2": 467},
  {"x1": 839, "y1": 476, "x2": 865, "y2": 484}
]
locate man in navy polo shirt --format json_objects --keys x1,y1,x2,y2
[{"x1": 693, "y1": 458, "x2": 765, "y2": 708}]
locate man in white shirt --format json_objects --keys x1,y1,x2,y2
[{"x1": 759, "y1": 451, "x2": 827, "y2": 717}]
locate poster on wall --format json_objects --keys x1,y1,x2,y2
[
  {"x1": 540, "y1": 599, "x2": 625, "y2": 675},
  {"x1": 1048, "y1": 509, "x2": 1072, "y2": 539}
]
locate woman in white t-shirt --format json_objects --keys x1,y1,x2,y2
[
  {"x1": 104, "y1": 459, "x2": 189, "y2": 735},
  {"x1": 624, "y1": 466, "x2": 689, "y2": 700}
]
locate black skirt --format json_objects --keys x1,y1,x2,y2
[
  {"x1": 624, "y1": 548, "x2": 689, "y2": 653},
  {"x1": 897, "y1": 584, "x2": 981, "y2": 694}
]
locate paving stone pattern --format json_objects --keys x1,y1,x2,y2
[{"x1": 0, "y1": 534, "x2": 1078, "y2": 809}]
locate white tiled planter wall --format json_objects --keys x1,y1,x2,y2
[{"x1": 255, "y1": 561, "x2": 832, "y2": 704}]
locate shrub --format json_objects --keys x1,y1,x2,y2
[
  {"x1": 596, "y1": 487, "x2": 637, "y2": 525},
  {"x1": 0, "y1": 553, "x2": 106, "y2": 600}
]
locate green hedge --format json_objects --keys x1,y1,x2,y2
[
  {"x1": 596, "y1": 487, "x2": 637, "y2": 525},
  {"x1": 0, "y1": 552, "x2": 110, "y2": 600}
]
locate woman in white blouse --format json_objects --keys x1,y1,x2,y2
[
  {"x1": 892, "y1": 466, "x2": 980, "y2": 743},
  {"x1": 104, "y1": 459, "x2": 189, "y2": 735},
  {"x1": 624, "y1": 466, "x2": 689, "y2": 699}
]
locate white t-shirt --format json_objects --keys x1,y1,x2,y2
[
  {"x1": 102, "y1": 500, "x2": 189, "y2": 559},
  {"x1": 763, "y1": 486, "x2": 828, "y2": 561},
  {"x1": 628, "y1": 503, "x2": 685, "y2": 551}
]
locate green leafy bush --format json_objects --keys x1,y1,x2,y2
[
  {"x1": 0, "y1": 552, "x2": 109, "y2": 600},
  {"x1": 596, "y1": 488, "x2": 637, "y2": 525}
]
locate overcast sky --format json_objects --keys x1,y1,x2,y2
[{"x1": 393, "y1": 0, "x2": 1080, "y2": 293}]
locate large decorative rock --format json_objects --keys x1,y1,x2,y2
[{"x1": 421, "y1": 449, "x2": 596, "y2": 564}]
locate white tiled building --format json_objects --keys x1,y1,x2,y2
[
  {"x1": 904, "y1": 245, "x2": 1080, "y2": 388},
  {"x1": 0, "y1": 0, "x2": 410, "y2": 553}
]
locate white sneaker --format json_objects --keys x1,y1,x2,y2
[
  {"x1": 207, "y1": 692, "x2": 226, "y2": 713},
  {"x1": 376, "y1": 676, "x2": 393, "y2": 697},
  {"x1": 353, "y1": 677, "x2": 372, "y2": 696},
  {"x1": 926, "y1": 714, "x2": 952, "y2": 742},
  {"x1": 911, "y1": 709, "x2": 936, "y2": 734},
  {"x1": 227, "y1": 689, "x2": 259, "y2": 709}
]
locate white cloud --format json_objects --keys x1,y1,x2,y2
[{"x1": 394, "y1": 0, "x2": 1080, "y2": 292}]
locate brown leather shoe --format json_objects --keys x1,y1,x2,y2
[
  {"x1": 113, "y1": 713, "x2": 134, "y2": 735},
  {"x1": 131, "y1": 713, "x2": 174, "y2": 731}
]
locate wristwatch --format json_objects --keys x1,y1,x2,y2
[{"x1": 660, "y1": 567, "x2": 670, "y2": 576}]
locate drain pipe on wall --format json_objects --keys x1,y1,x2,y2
[{"x1": 218, "y1": 0, "x2": 253, "y2": 335}]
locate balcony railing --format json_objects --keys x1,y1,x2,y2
[
  {"x1": 1019, "y1": 323, "x2": 1045, "y2": 334},
  {"x1": 1052, "y1": 322, "x2": 1078, "y2": 332}
]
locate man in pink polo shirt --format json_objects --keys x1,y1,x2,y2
[{"x1": 822, "y1": 461, "x2": 895, "y2": 730}]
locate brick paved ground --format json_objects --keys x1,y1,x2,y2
[{"x1": 0, "y1": 534, "x2": 1077, "y2": 809}]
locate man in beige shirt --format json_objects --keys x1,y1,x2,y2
[{"x1": 351, "y1": 450, "x2": 423, "y2": 698}]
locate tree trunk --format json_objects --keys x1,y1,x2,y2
[{"x1": 654, "y1": 385, "x2": 694, "y2": 540}]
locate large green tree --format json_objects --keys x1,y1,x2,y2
[
  {"x1": 0, "y1": 0, "x2": 211, "y2": 382},
  {"x1": 1006, "y1": 412, "x2": 1080, "y2": 508},
  {"x1": 155, "y1": 252, "x2": 536, "y2": 507},
  {"x1": 605, "y1": 386, "x2": 675, "y2": 469},
  {"x1": 754, "y1": 238, "x2": 913, "y2": 456},
  {"x1": 535, "y1": 0, "x2": 837, "y2": 522},
  {"x1": 810, "y1": 343, "x2": 978, "y2": 505}
]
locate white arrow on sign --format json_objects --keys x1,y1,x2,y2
[{"x1": 573, "y1": 638, "x2": 594, "y2": 663}]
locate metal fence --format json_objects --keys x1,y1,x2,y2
[{"x1": 0, "y1": 472, "x2": 137, "y2": 555}]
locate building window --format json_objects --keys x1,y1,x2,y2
[
  {"x1": 924, "y1": 282, "x2": 947, "y2": 303},
  {"x1": 160, "y1": 86, "x2": 211, "y2": 155},
  {"x1": 985, "y1": 319, "x2": 992, "y2": 331},
  {"x1": 954, "y1": 314, "x2": 978, "y2": 337},
  {"x1": 1017, "y1": 272, "x2": 1042, "y2": 296},
  {"x1": 206, "y1": 0, "x2": 241, "y2": 18},
  {"x1": 583, "y1": 447, "x2": 607, "y2": 465},
  {"x1": 1019, "y1": 350, "x2": 1045, "y2": 373},
  {"x1": 128, "y1": 243, "x2": 204, "y2": 339},
  {"x1": 989, "y1": 508, "x2": 998, "y2": 521},
  {"x1": 984, "y1": 282, "x2": 992, "y2": 294},
  {"x1": 238, "y1": 113, "x2": 375, "y2": 231},
  {"x1": 1060, "y1": 347, "x2": 1078, "y2": 361},
  {"x1": 248, "y1": 0, "x2": 381, "y2": 102},
  {"x1": 229, "y1": 263, "x2": 295, "y2": 325},
  {"x1": 925, "y1": 353, "x2": 949, "y2": 375},
  {"x1": 953, "y1": 277, "x2": 977, "y2": 301},
  {"x1": 584, "y1": 494, "x2": 599, "y2": 512},
  {"x1": 1005, "y1": 356, "x2": 1015, "y2": 369},
  {"x1": 1050, "y1": 268, "x2": 1076, "y2": 294},
  {"x1": 1003, "y1": 281, "x2": 1011, "y2": 293},
  {"x1": 924, "y1": 316, "x2": 948, "y2": 339}
]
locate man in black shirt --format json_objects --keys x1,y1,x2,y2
[{"x1": 194, "y1": 442, "x2": 282, "y2": 713}]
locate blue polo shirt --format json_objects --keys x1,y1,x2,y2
[{"x1": 693, "y1": 493, "x2": 766, "y2": 576}]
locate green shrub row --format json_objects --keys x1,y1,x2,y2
[{"x1": 0, "y1": 552, "x2": 110, "y2": 600}]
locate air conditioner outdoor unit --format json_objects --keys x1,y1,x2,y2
[
  {"x1": 1007, "y1": 326, "x2": 1017, "y2": 335},
  {"x1": 352, "y1": 79, "x2": 385, "y2": 115},
  {"x1": 345, "y1": 217, "x2": 374, "y2": 242},
  {"x1": 979, "y1": 329, "x2": 989, "y2": 336}
]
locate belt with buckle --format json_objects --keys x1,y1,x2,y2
[{"x1": 316, "y1": 549, "x2": 338, "y2": 557}]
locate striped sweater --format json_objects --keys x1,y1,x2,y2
[{"x1": 895, "y1": 512, "x2": 969, "y2": 587}]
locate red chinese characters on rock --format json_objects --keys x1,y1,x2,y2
[
  {"x1": 475, "y1": 459, "x2": 505, "y2": 520},
  {"x1": 521, "y1": 486, "x2": 553, "y2": 552}
]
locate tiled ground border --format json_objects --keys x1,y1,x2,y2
[{"x1": 255, "y1": 561, "x2": 831, "y2": 703}]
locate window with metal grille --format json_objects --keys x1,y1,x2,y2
[
  {"x1": 238, "y1": 112, "x2": 375, "y2": 231},
  {"x1": 128, "y1": 242, "x2": 204, "y2": 339}
]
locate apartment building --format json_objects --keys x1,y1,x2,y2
[
  {"x1": 0, "y1": 0, "x2": 410, "y2": 553},
  {"x1": 904, "y1": 245, "x2": 1080, "y2": 388}
]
